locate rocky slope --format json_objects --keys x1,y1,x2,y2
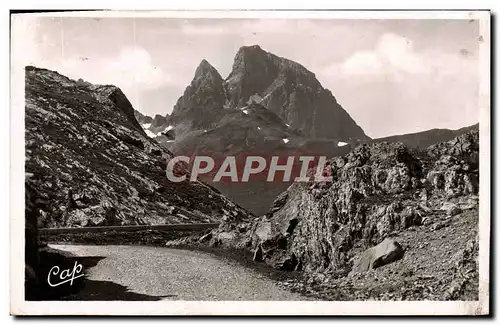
[
  {"x1": 25, "y1": 66, "x2": 250, "y2": 229},
  {"x1": 168, "y1": 129, "x2": 480, "y2": 300}
]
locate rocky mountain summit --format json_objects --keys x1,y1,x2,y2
[
  {"x1": 136, "y1": 46, "x2": 368, "y2": 215},
  {"x1": 225, "y1": 45, "x2": 367, "y2": 140},
  {"x1": 139, "y1": 45, "x2": 368, "y2": 145},
  {"x1": 25, "y1": 66, "x2": 250, "y2": 228},
  {"x1": 169, "y1": 129, "x2": 480, "y2": 300}
]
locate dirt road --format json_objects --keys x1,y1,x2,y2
[{"x1": 49, "y1": 244, "x2": 309, "y2": 301}]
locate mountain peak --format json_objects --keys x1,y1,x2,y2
[
  {"x1": 234, "y1": 45, "x2": 268, "y2": 62},
  {"x1": 198, "y1": 58, "x2": 212, "y2": 68},
  {"x1": 194, "y1": 59, "x2": 221, "y2": 80},
  {"x1": 238, "y1": 44, "x2": 264, "y2": 53}
]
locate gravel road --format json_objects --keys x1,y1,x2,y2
[{"x1": 49, "y1": 244, "x2": 309, "y2": 301}]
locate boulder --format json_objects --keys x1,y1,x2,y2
[
  {"x1": 350, "y1": 238, "x2": 404, "y2": 275},
  {"x1": 441, "y1": 202, "x2": 462, "y2": 216},
  {"x1": 254, "y1": 220, "x2": 273, "y2": 243}
]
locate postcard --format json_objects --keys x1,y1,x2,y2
[{"x1": 10, "y1": 9, "x2": 490, "y2": 315}]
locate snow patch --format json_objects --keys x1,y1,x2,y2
[
  {"x1": 142, "y1": 123, "x2": 151, "y2": 129},
  {"x1": 283, "y1": 138, "x2": 289, "y2": 144},
  {"x1": 257, "y1": 127, "x2": 261, "y2": 130},
  {"x1": 242, "y1": 110, "x2": 248, "y2": 114},
  {"x1": 285, "y1": 123, "x2": 290, "y2": 127},
  {"x1": 164, "y1": 125, "x2": 174, "y2": 132},
  {"x1": 145, "y1": 130, "x2": 157, "y2": 138},
  {"x1": 338, "y1": 141, "x2": 349, "y2": 147}
]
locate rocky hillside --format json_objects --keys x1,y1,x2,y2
[
  {"x1": 25, "y1": 66, "x2": 250, "y2": 228},
  {"x1": 169, "y1": 129, "x2": 480, "y2": 300}
]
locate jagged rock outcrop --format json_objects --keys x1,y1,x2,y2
[
  {"x1": 25, "y1": 66, "x2": 250, "y2": 228},
  {"x1": 151, "y1": 114, "x2": 168, "y2": 128},
  {"x1": 182, "y1": 130, "x2": 479, "y2": 287},
  {"x1": 167, "y1": 46, "x2": 368, "y2": 143},
  {"x1": 245, "y1": 142, "x2": 425, "y2": 273},
  {"x1": 225, "y1": 45, "x2": 368, "y2": 140},
  {"x1": 169, "y1": 59, "x2": 226, "y2": 137},
  {"x1": 425, "y1": 129, "x2": 479, "y2": 199},
  {"x1": 147, "y1": 113, "x2": 170, "y2": 134}
]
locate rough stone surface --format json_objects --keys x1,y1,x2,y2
[
  {"x1": 225, "y1": 45, "x2": 368, "y2": 140},
  {"x1": 25, "y1": 66, "x2": 250, "y2": 228},
  {"x1": 179, "y1": 129, "x2": 480, "y2": 301}
]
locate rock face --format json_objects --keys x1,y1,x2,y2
[
  {"x1": 225, "y1": 45, "x2": 368, "y2": 140},
  {"x1": 349, "y1": 238, "x2": 404, "y2": 275},
  {"x1": 249, "y1": 142, "x2": 425, "y2": 273},
  {"x1": 169, "y1": 59, "x2": 226, "y2": 138},
  {"x1": 192, "y1": 129, "x2": 479, "y2": 283},
  {"x1": 25, "y1": 66, "x2": 250, "y2": 228},
  {"x1": 151, "y1": 114, "x2": 168, "y2": 127}
]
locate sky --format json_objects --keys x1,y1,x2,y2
[{"x1": 19, "y1": 16, "x2": 481, "y2": 138}]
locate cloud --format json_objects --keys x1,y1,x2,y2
[
  {"x1": 107, "y1": 47, "x2": 170, "y2": 89},
  {"x1": 53, "y1": 47, "x2": 170, "y2": 91},
  {"x1": 26, "y1": 45, "x2": 173, "y2": 111},
  {"x1": 315, "y1": 32, "x2": 479, "y2": 138},
  {"x1": 336, "y1": 33, "x2": 428, "y2": 79},
  {"x1": 330, "y1": 32, "x2": 475, "y2": 82}
]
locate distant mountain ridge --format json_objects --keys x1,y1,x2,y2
[{"x1": 374, "y1": 123, "x2": 479, "y2": 149}]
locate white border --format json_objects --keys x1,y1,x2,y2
[{"x1": 9, "y1": 10, "x2": 491, "y2": 316}]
